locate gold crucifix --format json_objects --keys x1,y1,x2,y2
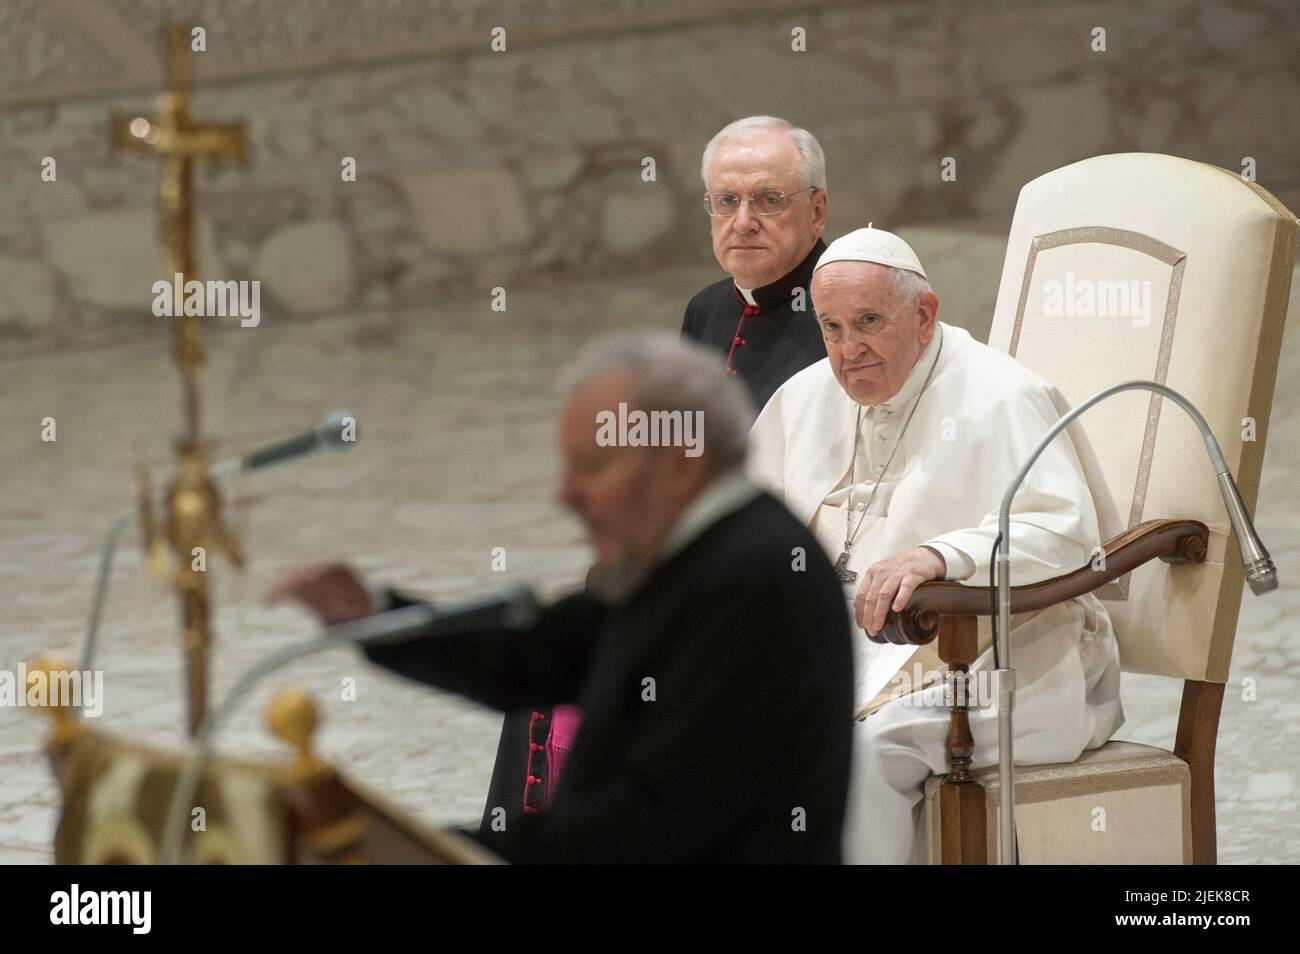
[
  {"x1": 114, "y1": 24, "x2": 248, "y2": 735},
  {"x1": 113, "y1": 23, "x2": 246, "y2": 439}
]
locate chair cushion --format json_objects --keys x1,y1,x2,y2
[{"x1": 923, "y1": 740, "x2": 1192, "y2": 863}]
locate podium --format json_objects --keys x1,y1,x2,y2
[{"x1": 33, "y1": 658, "x2": 496, "y2": 865}]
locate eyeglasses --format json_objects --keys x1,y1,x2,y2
[{"x1": 703, "y1": 187, "x2": 816, "y2": 217}]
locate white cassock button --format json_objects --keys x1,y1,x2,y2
[
  {"x1": 879, "y1": 408, "x2": 892, "y2": 418},
  {"x1": 875, "y1": 433, "x2": 888, "y2": 443},
  {"x1": 874, "y1": 465, "x2": 885, "y2": 477}
]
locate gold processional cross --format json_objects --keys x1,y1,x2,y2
[{"x1": 113, "y1": 25, "x2": 248, "y2": 735}]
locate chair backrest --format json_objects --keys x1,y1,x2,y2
[{"x1": 986, "y1": 153, "x2": 1296, "y2": 681}]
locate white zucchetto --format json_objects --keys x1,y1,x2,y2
[{"x1": 815, "y1": 226, "x2": 928, "y2": 280}]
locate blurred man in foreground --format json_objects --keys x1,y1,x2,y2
[{"x1": 269, "y1": 333, "x2": 854, "y2": 863}]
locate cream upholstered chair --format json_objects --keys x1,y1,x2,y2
[{"x1": 878, "y1": 153, "x2": 1297, "y2": 864}]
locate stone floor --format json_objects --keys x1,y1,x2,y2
[{"x1": 1, "y1": 261, "x2": 1297, "y2": 864}]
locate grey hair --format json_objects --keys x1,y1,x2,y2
[
  {"x1": 700, "y1": 115, "x2": 828, "y2": 192},
  {"x1": 890, "y1": 266, "x2": 932, "y2": 304},
  {"x1": 561, "y1": 331, "x2": 755, "y2": 473}
]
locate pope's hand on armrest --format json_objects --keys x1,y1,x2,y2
[{"x1": 853, "y1": 546, "x2": 948, "y2": 637}]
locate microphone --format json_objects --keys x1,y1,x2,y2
[
  {"x1": 81, "y1": 410, "x2": 361, "y2": 671},
  {"x1": 159, "y1": 583, "x2": 539, "y2": 864},
  {"x1": 322, "y1": 585, "x2": 541, "y2": 647},
  {"x1": 243, "y1": 410, "x2": 356, "y2": 471},
  {"x1": 989, "y1": 379, "x2": 1279, "y2": 865},
  {"x1": 1217, "y1": 472, "x2": 1277, "y2": 594}
]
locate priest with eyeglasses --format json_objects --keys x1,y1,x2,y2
[
  {"x1": 748, "y1": 227, "x2": 1128, "y2": 863},
  {"x1": 681, "y1": 115, "x2": 831, "y2": 412}
]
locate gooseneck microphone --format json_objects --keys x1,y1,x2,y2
[
  {"x1": 991, "y1": 379, "x2": 1278, "y2": 865},
  {"x1": 159, "y1": 584, "x2": 540, "y2": 864},
  {"x1": 81, "y1": 411, "x2": 360, "y2": 671}
]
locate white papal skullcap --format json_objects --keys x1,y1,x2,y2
[{"x1": 815, "y1": 225, "x2": 928, "y2": 280}]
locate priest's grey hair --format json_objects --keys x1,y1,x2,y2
[
  {"x1": 700, "y1": 115, "x2": 828, "y2": 192},
  {"x1": 562, "y1": 332, "x2": 755, "y2": 473}
]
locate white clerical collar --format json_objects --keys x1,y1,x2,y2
[
  {"x1": 735, "y1": 285, "x2": 757, "y2": 306},
  {"x1": 660, "y1": 468, "x2": 760, "y2": 561},
  {"x1": 870, "y1": 321, "x2": 945, "y2": 412}
]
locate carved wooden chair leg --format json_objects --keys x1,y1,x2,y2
[
  {"x1": 937, "y1": 614, "x2": 986, "y2": 864},
  {"x1": 1175, "y1": 679, "x2": 1224, "y2": 865}
]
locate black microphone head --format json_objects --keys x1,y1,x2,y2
[{"x1": 316, "y1": 411, "x2": 357, "y2": 452}]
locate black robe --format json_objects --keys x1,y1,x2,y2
[
  {"x1": 680, "y1": 238, "x2": 828, "y2": 413},
  {"x1": 364, "y1": 492, "x2": 854, "y2": 864},
  {"x1": 478, "y1": 241, "x2": 831, "y2": 836}
]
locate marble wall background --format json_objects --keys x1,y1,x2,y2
[
  {"x1": 1, "y1": 0, "x2": 1298, "y2": 349},
  {"x1": 2, "y1": 0, "x2": 1299, "y2": 864}
]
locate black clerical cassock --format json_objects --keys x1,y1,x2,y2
[
  {"x1": 479, "y1": 239, "x2": 830, "y2": 837},
  {"x1": 363, "y1": 491, "x2": 854, "y2": 864},
  {"x1": 681, "y1": 238, "x2": 828, "y2": 412}
]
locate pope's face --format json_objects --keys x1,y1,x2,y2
[
  {"x1": 813, "y1": 261, "x2": 939, "y2": 406},
  {"x1": 557, "y1": 372, "x2": 681, "y2": 567},
  {"x1": 706, "y1": 132, "x2": 827, "y2": 289}
]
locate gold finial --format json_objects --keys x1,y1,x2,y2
[
  {"x1": 26, "y1": 653, "x2": 85, "y2": 749},
  {"x1": 266, "y1": 687, "x2": 329, "y2": 782}
]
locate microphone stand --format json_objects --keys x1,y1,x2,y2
[{"x1": 993, "y1": 379, "x2": 1277, "y2": 865}]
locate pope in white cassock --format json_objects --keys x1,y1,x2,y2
[{"x1": 748, "y1": 227, "x2": 1127, "y2": 864}]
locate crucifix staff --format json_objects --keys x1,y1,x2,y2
[
  {"x1": 113, "y1": 23, "x2": 246, "y2": 443},
  {"x1": 114, "y1": 24, "x2": 248, "y2": 735}
]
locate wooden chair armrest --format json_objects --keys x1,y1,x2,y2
[{"x1": 875, "y1": 518, "x2": 1209, "y2": 646}]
